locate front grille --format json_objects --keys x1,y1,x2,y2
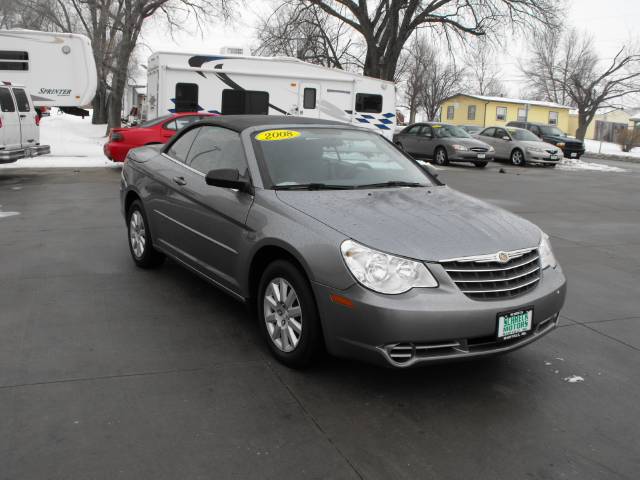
[
  {"x1": 441, "y1": 248, "x2": 541, "y2": 300},
  {"x1": 470, "y1": 147, "x2": 488, "y2": 152},
  {"x1": 546, "y1": 149, "x2": 558, "y2": 155}
]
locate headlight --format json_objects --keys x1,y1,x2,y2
[
  {"x1": 539, "y1": 233, "x2": 557, "y2": 269},
  {"x1": 488, "y1": 146, "x2": 495, "y2": 152},
  {"x1": 556, "y1": 142, "x2": 565, "y2": 148},
  {"x1": 451, "y1": 144, "x2": 469, "y2": 151},
  {"x1": 527, "y1": 147, "x2": 544, "y2": 154},
  {"x1": 340, "y1": 240, "x2": 438, "y2": 294}
]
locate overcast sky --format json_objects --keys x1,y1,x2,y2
[{"x1": 139, "y1": 0, "x2": 640, "y2": 100}]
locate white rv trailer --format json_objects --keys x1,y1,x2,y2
[
  {"x1": 0, "y1": 29, "x2": 97, "y2": 108},
  {"x1": 146, "y1": 52, "x2": 397, "y2": 138}
]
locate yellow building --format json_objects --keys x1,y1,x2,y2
[
  {"x1": 567, "y1": 109, "x2": 634, "y2": 141},
  {"x1": 439, "y1": 94, "x2": 571, "y2": 133}
]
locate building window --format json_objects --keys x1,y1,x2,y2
[
  {"x1": 221, "y1": 89, "x2": 269, "y2": 115},
  {"x1": 175, "y1": 83, "x2": 199, "y2": 112},
  {"x1": 496, "y1": 106, "x2": 507, "y2": 121},
  {"x1": 517, "y1": 108, "x2": 527, "y2": 122},
  {"x1": 0, "y1": 50, "x2": 29, "y2": 71},
  {"x1": 549, "y1": 111, "x2": 558, "y2": 125},
  {"x1": 355, "y1": 93, "x2": 382, "y2": 113},
  {"x1": 467, "y1": 105, "x2": 476, "y2": 121},
  {"x1": 303, "y1": 88, "x2": 316, "y2": 109},
  {"x1": 447, "y1": 105, "x2": 455, "y2": 120}
]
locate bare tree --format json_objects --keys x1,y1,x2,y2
[
  {"x1": 304, "y1": 0, "x2": 561, "y2": 81},
  {"x1": 254, "y1": 2, "x2": 362, "y2": 71},
  {"x1": 522, "y1": 28, "x2": 640, "y2": 140},
  {"x1": 463, "y1": 38, "x2": 505, "y2": 96},
  {"x1": 401, "y1": 34, "x2": 429, "y2": 123},
  {"x1": 420, "y1": 45, "x2": 465, "y2": 121}
]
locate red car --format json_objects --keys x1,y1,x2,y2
[{"x1": 104, "y1": 112, "x2": 215, "y2": 162}]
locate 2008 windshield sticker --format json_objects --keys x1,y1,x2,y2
[{"x1": 255, "y1": 130, "x2": 301, "y2": 141}]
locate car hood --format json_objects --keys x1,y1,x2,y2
[
  {"x1": 276, "y1": 186, "x2": 541, "y2": 261},
  {"x1": 516, "y1": 140, "x2": 560, "y2": 151},
  {"x1": 545, "y1": 134, "x2": 583, "y2": 146},
  {"x1": 441, "y1": 137, "x2": 491, "y2": 148}
]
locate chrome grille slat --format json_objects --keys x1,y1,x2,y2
[{"x1": 441, "y1": 248, "x2": 541, "y2": 300}]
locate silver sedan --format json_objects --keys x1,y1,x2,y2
[
  {"x1": 475, "y1": 126, "x2": 562, "y2": 166},
  {"x1": 120, "y1": 116, "x2": 566, "y2": 368}
]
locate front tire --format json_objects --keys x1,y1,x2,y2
[
  {"x1": 434, "y1": 147, "x2": 449, "y2": 166},
  {"x1": 257, "y1": 260, "x2": 322, "y2": 368},
  {"x1": 510, "y1": 149, "x2": 526, "y2": 166},
  {"x1": 127, "y1": 200, "x2": 165, "y2": 268}
]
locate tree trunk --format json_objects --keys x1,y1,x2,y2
[
  {"x1": 92, "y1": 84, "x2": 109, "y2": 124},
  {"x1": 108, "y1": 37, "x2": 136, "y2": 130},
  {"x1": 409, "y1": 106, "x2": 417, "y2": 124},
  {"x1": 575, "y1": 111, "x2": 590, "y2": 141}
]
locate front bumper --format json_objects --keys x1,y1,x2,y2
[
  {"x1": 525, "y1": 151, "x2": 561, "y2": 164},
  {"x1": 313, "y1": 265, "x2": 566, "y2": 367},
  {"x1": 448, "y1": 150, "x2": 494, "y2": 163},
  {"x1": 0, "y1": 144, "x2": 50, "y2": 163}
]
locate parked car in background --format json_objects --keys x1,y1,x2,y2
[
  {"x1": 120, "y1": 115, "x2": 566, "y2": 368},
  {"x1": 393, "y1": 122, "x2": 495, "y2": 168},
  {"x1": 460, "y1": 125, "x2": 483, "y2": 134},
  {"x1": 475, "y1": 126, "x2": 561, "y2": 166},
  {"x1": 0, "y1": 82, "x2": 50, "y2": 163},
  {"x1": 506, "y1": 121, "x2": 585, "y2": 158},
  {"x1": 104, "y1": 112, "x2": 215, "y2": 162}
]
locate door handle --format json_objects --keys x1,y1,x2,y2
[
  {"x1": 19, "y1": 114, "x2": 27, "y2": 118},
  {"x1": 172, "y1": 176, "x2": 187, "y2": 186}
]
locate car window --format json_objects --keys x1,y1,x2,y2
[
  {"x1": 12, "y1": 88, "x2": 30, "y2": 112},
  {"x1": 165, "y1": 115, "x2": 200, "y2": 131},
  {"x1": 508, "y1": 128, "x2": 541, "y2": 141},
  {"x1": 494, "y1": 128, "x2": 509, "y2": 139},
  {"x1": 252, "y1": 128, "x2": 435, "y2": 189},
  {"x1": 480, "y1": 128, "x2": 495, "y2": 137},
  {"x1": 420, "y1": 125, "x2": 433, "y2": 137},
  {"x1": 166, "y1": 127, "x2": 200, "y2": 163},
  {"x1": 404, "y1": 125, "x2": 421, "y2": 135},
  {"x1": 433, "y1": 124, "x2": 471, "y2": 139},
  {"x1": 0, "y1": 87, "x2": 15, "y2": 112},
  {"x1": 186, "y1": 126, "x2": 248, "y2": 176},
  {"x1": 539, "y1": 125, "x2": 565, "y2": 136}
]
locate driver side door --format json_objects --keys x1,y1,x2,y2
[{"x1": 493, "y1": 128, "x2": 512, "y2": 158}]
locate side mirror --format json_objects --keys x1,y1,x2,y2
[
  {"x1": 502, "y1": 136, "x2": 511, "y2": 141},
  {"x1": 205, "y1": 168, "x2": 251, "y2": 193}
]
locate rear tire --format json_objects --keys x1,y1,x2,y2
[
  {"x1": 126, "y1": 200, "x2": 165, "y2": 269},
  {"x1": 510, "y1": 149, "x2": 526, "y2": 167},
  {"x1": 257, "y1": 260, "x2": 322, "y2": 369},
  {"x1": 434, "y1": 147, "x2": 449, "y2": 166},
  {"x1": 475, "y1": 161, "x2": 488, "y2": 168}
]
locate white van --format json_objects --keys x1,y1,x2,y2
[
  {"x1": 0, "y1": 82, "x2": 49, "y2": 162},
  {"x1": 145, "y1": 52, "x2": 397, "y2": 139}
]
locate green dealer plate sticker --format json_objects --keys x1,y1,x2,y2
[{"x1": 497, "y1": 309, "x2": 533, "y2": 340}]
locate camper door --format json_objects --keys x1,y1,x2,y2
[{"x1": 298, "y1": 83, "x2": 320, "y2": 118}]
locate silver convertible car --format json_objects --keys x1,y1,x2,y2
[{"x1": 120, "y1": 116, "x2": 567, "y2": 368}]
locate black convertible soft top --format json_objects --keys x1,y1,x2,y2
[{"x1": 192, "y1": 115, "x2": 346, "y2": 132}]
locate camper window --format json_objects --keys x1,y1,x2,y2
[
  {"x1": 0, "y1": 51, "x2": 29, "y2": 71},
  {"x1": 355, "y1": 93, "x2": 382, "y2": 113},
  {"x1": 12, "y1": 89, "x2": 31, "y2": 112},
  {"x1": 221, "y1": 90, "x2": 269, "y2": 115},
  {"x1": 175, "y1": 83, "x2": 199, "y2": 112},
  {"x1": 303, "y1": 88, "x2": 316, "y2": 109},
  {"x1": 0, "y1": 87, "x2": 15, "y2": 112}
]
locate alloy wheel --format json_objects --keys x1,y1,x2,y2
[
  {"x1": 263, "y1": 277, "x2": 302, "y2": 353},
  {"x1": 129, "y1": 210, "x2": 146, "y2": 258},
  {"x1": 435, "y1": 149, "x2": 447, "y2": 165},
  {"x1": 511, "y1": 150, "x2": 524, "y2": 166}
]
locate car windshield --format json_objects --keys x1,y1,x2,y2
[
  {"x1": 432, "y1": 124, "x2": 471, "y2": 138},
  {"x1": 539, "y1": 125, "x2": 566, "y2": 136},
  {"x1": 252, "y1": 128, "x2": 435, "y2": 189},
  {"x1": 508, "y1": 128, "x2": 540, "y2": 141},
  {"x1": 138, "y1": 115, "x2": 172, "y2": 128}
]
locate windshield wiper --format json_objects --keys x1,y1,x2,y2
[
  {"x1": 355, "y1": 181, "x2": 427, "y2": 189},
  {"x1": 273, "y1": 183, "x2": 354, "y2": 191}
]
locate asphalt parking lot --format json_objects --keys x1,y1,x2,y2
[{"x1": 1, "y1": 157, "x2": 639, "y2": 480}]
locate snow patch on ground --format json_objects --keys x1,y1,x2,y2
[
  {"x1": 584, "y1": 139, "x2": 640, "y2": 158},
  {"x1": 563, "y1": 375, "x2": 584, "y2": 383},
  {"x1": 0, "y1": 109, "x2": 117, "y2": 169},
  {"x1": 556, "y1": 158, "x2": 628, "y2": 173}
]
